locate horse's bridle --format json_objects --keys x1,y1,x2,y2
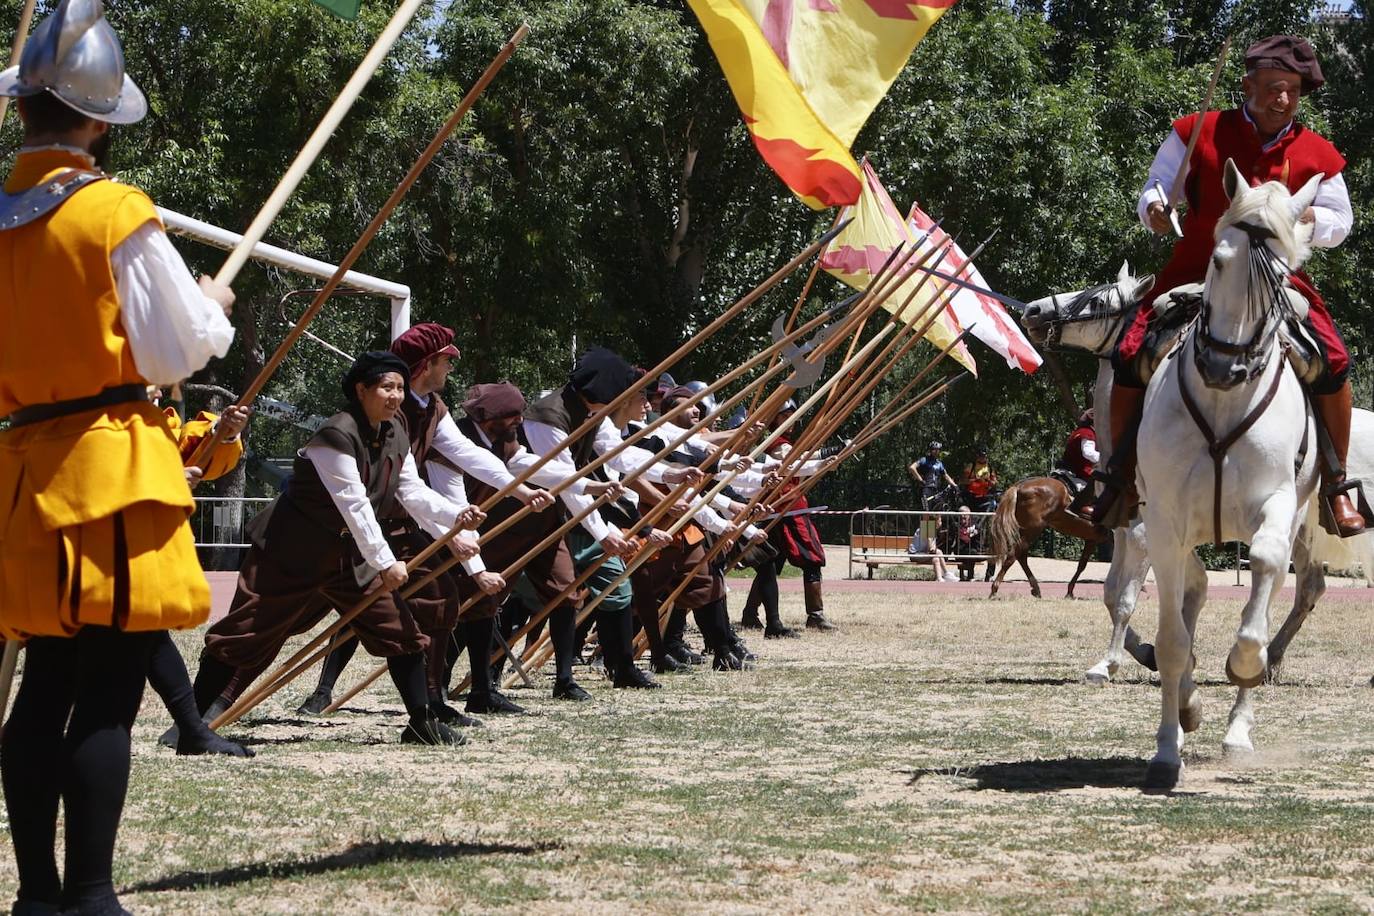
[
  {"x1": 1191, "y1": 220, "x2": 1296, "y2": 388},
  {"x1": 1042, "y1": 282, "x2": 1133, "y2": 354}
]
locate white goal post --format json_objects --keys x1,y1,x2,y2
[{"x1": 158, "y1": 207, "x2": 412, "y2": 341}]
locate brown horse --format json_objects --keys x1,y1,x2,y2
[{"x1": 987, "y1": 478, "x2": 1106, "y2": 598}]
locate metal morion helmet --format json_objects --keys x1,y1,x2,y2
[
  {"x1": 682, "y1": 380, "x2": 718, "y2": 415},
  {"x1": 0, "y1": 0, "x2": 147, "y2": 124}
]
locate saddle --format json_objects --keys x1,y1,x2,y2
[
  {"x1": 1050, "y1": 468, "x2": 1094, "y2": 515},
  {"x1": 1134, "y1": 284, "x2": 1326, "y2": 387}
]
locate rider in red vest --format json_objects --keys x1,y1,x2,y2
[
  {"x1": 1093, "y1": 35, "x2": 1365, "y2": 537},
  {"x1": 1060, "y1": 410, "x2": 1098, "y2": 483}
]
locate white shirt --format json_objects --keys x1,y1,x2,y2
[
  {"x1": 1136, "y1": 113, "x2": 1352, "y2": 247},
  {"x1": 303, "y1": 444, "x2": 484, "y2": 575},
  {"x1": 1082, "y1": 438, "x2": 1101, "y2": 466},
  {"x1": 523, "y1": 416, "x2": 676, "y2": 542},
  {"x1": 113, "y1": 222, "x2": 236, "y2": 383}
]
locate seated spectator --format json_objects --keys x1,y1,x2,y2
[
  {"x1": 951, "y1": 505, "x2": 992, "y2": 582},
  {"x1": 908, "y1": 516, "x2": 957, "y2": 582}
]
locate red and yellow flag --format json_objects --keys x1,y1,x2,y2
[
  {"x1": 819, "y1": 159, "x2": 977, "y2": 373},
  {"x1": 687, "y1": 0, "x2": 957, "y2": 209}
]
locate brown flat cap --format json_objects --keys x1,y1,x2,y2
[
  {"x1": 1245, "y1": 35, "x2": 1324, "y2": 92},
  {"x1": 462, "y1": 382, "x2": 526, "y2": 422}
]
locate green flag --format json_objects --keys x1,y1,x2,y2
[{"x1": 310, "y1": 0, "x2": 362, "y2": 18}]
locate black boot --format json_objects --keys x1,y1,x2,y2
[
  {"x1": 297, "y1": 635, "x2": 359, "y2": 715},
  {"x1": 463, "y1": 617, "x2": 527, "y2": 714},
  {"x1": 664, "y1": 608, "x2": 702, "y2": 665},
  {"x1": 147, "y1": 635, "x2": 252, "y2": 758},
  {"x1": 428, "y1": 689, "x2": 483, "y2": 727},
  {"x1": 552, "y1": 678, "x2": 592, "y2": 701},
  {"x1": 389, "y1": 653, "x2": 464, "y2": 746}
]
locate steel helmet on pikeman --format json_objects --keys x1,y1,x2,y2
[{"x1": 0, "y1": 0, "x2": 147, "y2": 124}]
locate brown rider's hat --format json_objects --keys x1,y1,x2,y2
[{"x1": 1244, "y1": 35, "x2": 1324, "y2": 92}]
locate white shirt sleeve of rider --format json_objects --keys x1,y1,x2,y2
[
  {"x1": 113, "y1": 222, "x2": 236, "y2": 385},
  {"x1": 1137, "y1": 132, "x2": 1186, "y2": 227},
  {"x1": 596, "y1": 419, "x2": 670, "y2": 483},
  {"x1": 1082, "y1": 439, "x2": 1101, "y2": 466},
  {"x1": 395, "y1": 452, "x2": 485, "y2": 575},
  {"x1": 304, "y1": 444, "x2": 396, "y2": 573},
  {"x1": 523, "y1": 419, "x2": 612, "y2": 541},
  {"x1": 432, "y1": 413, "x2": 517, "y2": 491},
  {"x1": 1309, "y1": 172, "x2": 1352, "y2": 248}
]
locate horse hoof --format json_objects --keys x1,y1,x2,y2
[
  {"x1": 1225, "y1": 651, "x2": 1266, "y2": 689},
  {"x1": 1136, "y1": 644, "x2": 1158, "y2": 672},
  {"x1": 1223, "y1": 738, "x2": 1254, "y2": 758},
  {"x1": 1143, "y1": 760, "x2": 1181, "y2": 792},
  {"x1": 1084, "y1": 672, "x2": 1109, "y2": 688}
]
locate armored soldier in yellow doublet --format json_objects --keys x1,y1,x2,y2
[{"x1": 0, "y1": 2, "x2": 236, "y2": 912}]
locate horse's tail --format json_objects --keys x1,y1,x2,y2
[{"x1": 989, "y1": 484, "x2": 1023, "y2": 563}]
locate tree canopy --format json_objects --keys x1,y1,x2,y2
[{"x1": 2, "y1": 0, "x2": 1367, "y2": 508}]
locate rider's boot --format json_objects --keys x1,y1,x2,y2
[
  {"x1": 1313, "y1": 381, "x2": 1368, "y2": 538},
  {"x1": 1088, "y1": 384, "x2": 1146, "y2": 529}
]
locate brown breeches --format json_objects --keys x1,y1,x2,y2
[
  {"x1": 456, "y1": 513, "x2": 578, "y2": 622},
  {"x1": 203, "y1": 545, "x2": 427, "y2": 671},
  {"x1": 631, "y1": 538, "x2": 724, "y2": 615}
]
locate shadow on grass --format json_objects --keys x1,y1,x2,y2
[
  {"x1": 123, "y1": 838, "x2": 562, "y2": 892},
  {"x1": 904, "y1": 755, "x2": 1148, "y2": 792}
]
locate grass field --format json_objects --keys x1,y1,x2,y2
[{"x1": 6, "y1": 584, "x2": 1374, "y2": 913}]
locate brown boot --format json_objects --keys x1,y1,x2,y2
[
  {"x1": 803, "y1": 579, "x2": 835, "y2": 631},
  {"x1": 1313, "y1": 382, "x2": 1367, "y2": 538},
  {"x1": 1089, "y1": 384, "x2": 1146, "y2": 529}
]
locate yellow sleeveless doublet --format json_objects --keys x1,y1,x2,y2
[{"x1": 0, "y1": 149, "x2": 210, "y2": 638}]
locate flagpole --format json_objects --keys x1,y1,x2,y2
[
  {"x1": 0, "y1": 0, "x2": 38, "y2": 131},
  {"x1": 212, "y1": 0, "x2": 433, "y2": 286},
  {"x1": 186, "y1": 23, "x2": 529, "y2": 472}
]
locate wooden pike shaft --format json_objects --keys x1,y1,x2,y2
[
  {"x1": 638, "y1": 310, "x2": 974, "y2": 642},
  {"x1": 214, "y1": 0, "x2": 436, "y2": 286},
  {"x1": 506, "y1": 239, "x2": 942, "y2": 678},
  {"x1": 209, "y1": 222, "x2": 848, "y2": 728},
  {"x1": 190, "y1": 24, "x2": 529, "y2": 471},
  {"x1": 338, "y1": 315, "x2": 834, "y2": 707}
]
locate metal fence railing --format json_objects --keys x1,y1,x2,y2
[
  {"x1": 848, "y1": 507, "x2": 995, "y2": 580},
  {"x1": 192, "y1": 497, "x2": 271, "y2": 570}
]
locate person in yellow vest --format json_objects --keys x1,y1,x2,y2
[
  {"x1": 0, "y1": 2, "x2": 236, "y2": 913},
  {"x1": 165, "y1": 401, "x2": 251, "y2": 485}
]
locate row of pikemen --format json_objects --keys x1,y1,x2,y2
[{"x1": 164, "y1": 323, "x2": 846, "y2": 752}]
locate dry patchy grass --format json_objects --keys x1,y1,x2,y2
[{"x1": 5, "y1": 584, "x2": 1374, "y2": 914}]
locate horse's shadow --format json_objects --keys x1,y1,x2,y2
[
  {"x1": 122, "y1": 838, "x2": 561, "y2": 893},
  {"x1": 904, "y1": 755, "x2": 1148, "y2": 792}
]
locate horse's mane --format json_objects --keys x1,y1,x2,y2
[{"x1": 1214, "y1": 180, "x2": 1312, "y2": 268}]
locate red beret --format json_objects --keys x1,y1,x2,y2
[
  {"x1": 390, "y1": 322, "x2": 460, "y2": 373},
  {"x1": 1245, "y1": 35, "x2": 1324, "y2": 92},
  {"x1": 462, "y1": 382, "x2": 526, "y2": 422}
]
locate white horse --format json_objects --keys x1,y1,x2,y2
[
  {"x1": 1024, "y1": 264, "x2": 1373, "y2": 697},
  {"x1": 1138, "y1": 161, "x2": 1325, "y2": 790}
]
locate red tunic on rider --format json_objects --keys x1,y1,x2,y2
[
  {"x1": 1059, "y1": 424, "x2": 1097, "y2": 481},
  {"x1": 1114, "y1": 108, "x2": 1349, "y2": 392}
]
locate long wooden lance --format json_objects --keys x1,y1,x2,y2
[
  {"x1": 497, "y1": 236, "x2": 967, "y2": 681},
  {"x1": 0, "y1": 0, "x2": 37, "y2": 129},
  {"x1": 188, "y1": 24, "x2": 530, "y2": 472},
  {"x1": 210, "y1": 222, "x2": 855, "y2": 727},
  {"x1": 213, "y1": 0, "x2": 438, "y2": 286},
  {"x1": 331, "y1": 299, "x2": 881, "y2": 710},
  {"x1": 0, "y1": 0, "x2": 41, "y2": 727},
  {"x1": 1160, "y1": 35, "x2": 1234, "y2": 238},
  {"x1": 493, "y1": 240, "x2": 949, "y2": 682},
  {"x1": 630, "y1": 371, "x2": 964, "y2": 662},
  {"x1": 632, "y1": 279, "x2": 977, "y2": 649}
]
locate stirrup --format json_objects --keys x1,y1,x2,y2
[{"x1": 1319, "y1": 478, "x2": 1374, "y2": 538}]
